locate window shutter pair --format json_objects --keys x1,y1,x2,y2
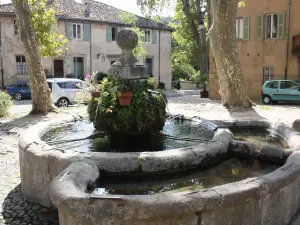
[
  {"x1": 65, "y1": 22, "x2": 90, "y2": 41},
  {"x1": 256, "y1": 11, "x2": 285, "y2": 40}
]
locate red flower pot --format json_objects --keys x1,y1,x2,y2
[
  {"x1": 119, "y1": 91, "x2": 133, "y2": 106},
  {"x1": 91, "y1": 91, "x2": 100, "y2": 100}
]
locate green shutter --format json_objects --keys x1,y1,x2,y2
[
  {"x1": 243, "y1": 16, "x2": 250, "y2": 40},
  {"x1": 83, "y1": 23, "x2": 90, "y2": 41},
  {"x1": 65, "y1": 22, "x2": 73, "y2": 40},
  {"x1": 256, "y1": 14, "x2": 263, "y2": 40},
  {"x1": 106, "y1": 26, "x2": 112, "y2": 42},
  {"x1": 278, "y1": 11, "x2": 285, "y2": 39},
  {"x1": 152, "y1": 30, "x2": 157, "y2": 44}
]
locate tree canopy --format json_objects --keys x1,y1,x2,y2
[{"x1": 29, "y1": 0, "x2": 68, "y2": 58}]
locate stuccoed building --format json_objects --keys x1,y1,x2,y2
[
  {"x1": 0, "y1": 0, "x2": 173, "y2": 89},
  {"x1": 209, "y1": 0, "x2": 300, "y2": 100}
]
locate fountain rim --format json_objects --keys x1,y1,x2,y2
[
  {"x1": 48, "y1": 152, "x2": 300, "y2": 223},
  {"x1": 18, "y1": 114, "x2": 300, "y2": 207}
]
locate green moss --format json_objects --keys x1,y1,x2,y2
[{"x1": 88, "y1": 77, "x2": 167, "y2": 135}]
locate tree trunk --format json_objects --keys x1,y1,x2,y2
[
  {"x1": 11, "y1": 0, "x2": 55, "y2": 114},
  {"x1": 208, "y1": 0, "x2": 252, "y2": 108}
]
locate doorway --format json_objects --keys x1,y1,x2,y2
[
  {"x1": 54, "y1": 60, "x2": 64, "y2": 78},
  {"x1": 73, "y1": 57, "x2": 84, "y2": 80}
]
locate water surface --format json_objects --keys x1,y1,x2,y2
[
  {"x1": 42, "y1": 119, "x2": 215, "y2": 152},
  {"x1": 92, "y1": 158, "x2": 280, "y2": 195},
  {"x1": 230, "y1": 127, "x2": 288, "y2": 149}
]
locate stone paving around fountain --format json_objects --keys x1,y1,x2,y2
[{"x1": 1, "y1": 97, "x2": 300, "y2": 224}]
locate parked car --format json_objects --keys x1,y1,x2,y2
[
  {"x1": 47, "y1": 78, "x2": 90, "y2": 107},
  {"x1": 6, "y1": 81, "x2": 31, "y2": 100},
  {"x1": 261, "y1": 80, "x2": 300, "y2": 104}
]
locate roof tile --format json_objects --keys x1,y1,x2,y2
[{"x1": 0, "y1": 0, "x2": 173, "y2": 31}]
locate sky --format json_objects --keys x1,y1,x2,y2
[{"x1": 1, "y1": 0, "x2": 174, "y2": 17}]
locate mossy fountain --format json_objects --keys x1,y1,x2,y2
[{"x1": 18, "y1": 29, "x2": 300, "y2": 225}]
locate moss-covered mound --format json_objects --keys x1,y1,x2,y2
[{"x1": 88, "y1": 77, "x2": 167, "y2": 136}]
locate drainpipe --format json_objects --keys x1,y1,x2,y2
[
  {"x1": 89, "y1": 22, "x2": 92, "y2": 75},
  {"x1": 158, "y1": 29, "x2": 161, "y2": 83},
  {"x1": 285, "y1": 0, "x2": 292, "y2": 80}
]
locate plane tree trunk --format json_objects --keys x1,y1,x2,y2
[
  {"x1": 11, "y1": 0, "x2": 55, "y2": 114},
  {"x1": 208, "y1": 0, "x2": 252, "y2": 108}
]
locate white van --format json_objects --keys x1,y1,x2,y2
[{"x1": 47, "y1": 78, "x2": 90, "y2": 107}]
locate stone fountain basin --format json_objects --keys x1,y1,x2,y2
[
  {"x1": 18, "y1": 115, "x2": 300, "y2": 210},
  {"x1": 49, "y1": 154, "x2": 300, "y2": 225}
]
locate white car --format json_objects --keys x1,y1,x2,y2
[{"x1": 47, "y1": 78, "x2": 90, "y2": 107}]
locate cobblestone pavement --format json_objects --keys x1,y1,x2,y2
[
  {"x1": 0, "y1": 104, "x2": 86, "y2": 225},
  {"x1": 1, "y1": 98, "x2": 300, "y2": 225}
]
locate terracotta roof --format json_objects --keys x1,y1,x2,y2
[{"x1": 0, "y1": 0, "x2": 174, "y2": 31}]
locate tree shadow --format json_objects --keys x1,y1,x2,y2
[
  {"x1": 0, "y1": 114, "x2": 53, "y2": 135},
  {"x1": 228, "y1": 107, "x2": 267, "y2": 121},
  {"x1": 1, "y1": 184, "x2": 58, "y2": 225}
]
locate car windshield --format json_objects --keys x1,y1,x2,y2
[{"x1": 294, "y1": 80, "x2": 300, "y2": 85}]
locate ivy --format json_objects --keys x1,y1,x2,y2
[{"x1": 88, "y1": 77, "x2": 167, "y2": 135}]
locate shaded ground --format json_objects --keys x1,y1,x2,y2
[{"x1": 1, "y1": 97, "x2": 300, "y2": 224}]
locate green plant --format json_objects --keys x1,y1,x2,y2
[
  {"x1": 0, "y1": 92, "x2": 12, "y2": 117},
  {"x1": 94, "y1": 72, "x2": 108, "y2": 84},
  {"x1": 29, "y1": 0, "x2": 68, "y2": 57},
  {"x1": 88, "y1": 77, "x2": 167, "y2": 135}
]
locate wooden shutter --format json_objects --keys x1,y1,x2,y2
[
  {"x1": 65, "y1": 22, "x2": 73, "y2": 40},
  {"x1": 278, "y1": 11, "x2": 285, "y2": 40},
  {"x1": 152, "y1": 30, "x2": 157, "y2": 44},
  {"x1": 256, "y1": 14, "x2": 263, "y2": 40},
  {"x1": 106, "y1": 26, "x2": 112, "y2": 42},
  {"x1": 243, "y1": 16, "x2": 250, "y2": 40},
  {"x1": 83, "y1": 23, "x2": 90, "y2": 41}
]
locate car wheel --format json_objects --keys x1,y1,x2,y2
[
  {"x1": 262, "y1": 95, "x2": 272, "y2": 105},
  {"x1": 14, "y1": 92, "x2": 23, "y2": 101},
  {"x1": 57, "y1": 97, "x2": 69, "y2": 108}
]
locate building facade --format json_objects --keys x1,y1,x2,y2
[
  {"x1": 0, "y1": 0, "x2": 173, "y2": 89},
  {"x1": 209, "y1": 0, "x2": 300, "y2": 100}
]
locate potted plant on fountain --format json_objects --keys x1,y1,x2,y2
[
  {"x1": 84, "y1": 73, "x2": 100, "y2": 100},
  {"x1": 119, "y1": 85, "x2": 133, "y2": 106}
]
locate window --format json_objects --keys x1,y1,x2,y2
[
  {"x1": 110, "y1": 60, "x2": 116, "y2": 66},
  {"x1": 266, "y1": 14, "x2": 278, "y2": 39},
  {"x1": 144, "y1": 29, "x2": 152, "y2": 43},
  {"x1": 72, "y1": 23, "x2": 82, "y2": 39},
  {"x1": 236, "y1": 18, "x2": 244, "y2": 39},
  {"x1": 57, "y1": 82, "x2": 77, "y2": 89},
  {"x1": 112, "y1": 27, "x2": 118, "y2": 41},
  {"x1": 280, "y1": 81, "x2": 299, "y2": 90},
  {"x1": 16, "y1": 55, "x2": 27, "y2": 76},
  {"x1": 14, "y1": 19, "x2": 19, "y2": 36},
  {"x1": 263, "y1": 66, "x2": 274, "y2": 83},
  {"x1": 265, "y1": 81, "x2": 278, "y2": 89},
  {"x1": 145, "y1": 57, "x2": 153, "y2": 76}
]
